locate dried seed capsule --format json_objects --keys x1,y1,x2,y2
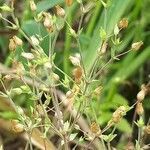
[
  {"x1": 13, "y1": 36, "x2": 23, "y2": 46},
  {"x1": 137, "y1": 90, "x2": 145, "y2": 102},
  {"x1": 9, "y1": 39, "x2": 16, "y2": 51},
  {"x1": 112, "y1": 106, "x2": 126, "y2": 123},
  {"x1": 73, "y1": 66, "x2": 83, "y2": 83},
  {"x1": 136, "y1": 102, "x2": 144, "y2": 115},
  {"x1": 69, "y1": 55, "x2": 80, "y2": 66}
]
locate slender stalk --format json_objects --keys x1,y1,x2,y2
[{"x1": 107, "y1": 142, "x2": 111, "y2": 150}]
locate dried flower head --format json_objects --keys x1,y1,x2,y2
[
  {"x1": 118, "y1": 18, "x2": 128, "y2": 29},
  {"x1": 65, "y1": 0, "x2": 73, "y2": 6},
  {"x1": 131, "y1": 41, "x2": 143, "y2": 51},
  {"x1": 136, "y1": 102, "x2": 144, "y2": 115},
  {"x1": 11, "y1": 120, "x2": 24, "y2": 133},
  {"x1": 73, "y1": 66, "x2": 83, "y2": 83},
  {"x1": 55, "y1": 5, "x2": 65, "y2": 17},
  {"x1": 29, "y1": 0, "x2": 37, "y2": 11},
  {"x1": 144, "y1": 125, "x2": 150, "y2": 134},
  {"x1": 90, "y1": 122, "x2": 101, "y2": 135}
]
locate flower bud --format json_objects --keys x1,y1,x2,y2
[
  {"x1": 136, "y1": 102, "x2": 144, "y2": 115},
  {"x1": 137, "y1": 90, "x2": 145, "y2": 102},
  {"x1": 31, "y1": 36, "x2": 39, "y2": 46},
  {"x1": 52, "y1": 73, "x2": 60, "y2": 81},
  {"x1": 69, "y1": 55, "x2": 80, "y2": 66},
  {"x1": 118, "y1": 18, "x2": 128, "y2": 29},
  {"x1": 21, "y1": 52, "x2": 34, "y2": 60},
  {"x1": 9, "y1": 38, "x2": 17, "y2": 51},
  {"x1": 65, "y1": 0, "x2": 73, "y2": 6},
  {"x1": 13, "y1": 36, "x2": 23, "y2": 46},
  {"x1": 55, "y1": 5, "x2": 65, "y2": 17},
  {"x1": 131, "y1": 41, "x2": 143, "y2": 51},
  {"x1": 29, "y1": 0, "x2": 37, "y2": 11}
]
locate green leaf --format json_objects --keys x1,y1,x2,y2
[
  {"x1": 116, "y1": 119, "x2": 132, "y2": 133},
  {"x1": 112, "y1": 94, "x2": 128, "y2": 106},
  {"x1": 37, "y1": 0, "x2": 64, "y2": 12}
]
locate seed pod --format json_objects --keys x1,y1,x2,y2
[
  {"x1": 65, "y1": 0, "x2": 73, "y2": 6},
  {"x1": 137, "y1": 90, "x2": 145, "y2": 102},
  {"x1": 13, "y1": 36, "x2": 23, "y2": 46},
  {"x1": 136, "y1": 102, "x2": 144, "y2": 115},
  {"x1": 9, "y1": 39, "x2": 16, "y2": 51},
  {"x1": 55, "y1": 5, "x2": 65, "y2": 17},
  {"x1": 118, "y1": 18, "x2": 128, "y2": 29},
  {"x1": 30, "y1": 0, "x2": 37, "y2": 11},
  {"x1": 131, "y1": 41, "x2": 143, "y2": 51}
]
